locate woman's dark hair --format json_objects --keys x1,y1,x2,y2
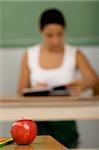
[{"x1": 40, "y1": 9, "x2": 66, "y2": 30}]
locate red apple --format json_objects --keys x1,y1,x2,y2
[{"x1": 11, "y1": 119, "x2": 37, "y2": 145}]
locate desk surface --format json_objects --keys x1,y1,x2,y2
[
  {"x1": 2, "y1": 135, "x2": 67, "y2": 150},
  {"x1": 0, "y1": 96, "x2": 99, "y2": 121},
  {"x1": 0, "y1": 96, "x2": 99, "y2": 107}
]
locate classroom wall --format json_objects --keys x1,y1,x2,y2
[{"x1": 0, "y1": 46, "x2": 99, "y2": 148}]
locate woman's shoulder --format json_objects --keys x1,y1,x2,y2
[
  {"x1": 25, "y1": 43, "x2": 41, "y2": 66},
  {"x1": 65, "y1": 44, "x2": 79, "y2": 55},
  {"x1": 26, "y1": 43, "x2": 41, "y2": 60},
  {"x1": 27, "y1": 43, "x2": 41, "y2": 52},
  {"x1": 65, "y1": 44, "x2": 78, "y2": 50}
]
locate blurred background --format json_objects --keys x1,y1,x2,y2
[{"x1": 0, "y1": 0, "x2": 99, "y2": 148}]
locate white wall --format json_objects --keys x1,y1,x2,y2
[
  {"x1": 0, "y1": 48, "x2": 25, "y2": 97},
  {"x1": 0, "y1": 46, "x2": 99, "y2": 148}
]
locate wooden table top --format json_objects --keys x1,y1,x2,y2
[
  {"x1": 0, "y1": 96, "x2": 99, "y2": 107},
  {"x1": 2, "y1": 135, "x2": 67, "y2": 150}
]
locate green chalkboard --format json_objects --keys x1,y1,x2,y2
[{"x1": 0, "y1": 1, "x2": 99, "y2": 47}]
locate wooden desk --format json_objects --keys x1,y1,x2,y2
[
  {"x1": 0, "y1": 96, "x2": 99, "y2": 121},
  {"x1": 2, "y1": 135, "x2": 67, "y2": 150}
]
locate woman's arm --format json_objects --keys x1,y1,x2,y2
[
  {"x1": 76, "y1": 50, "x2": 98, "y2": 88},
  {"x1": 68, "y1": 50, "x2": 98, "y2": 95},
  {"x1": 93, "y1": 78, "x2": 99, "y2": 95},
  {"x1": 17, "y1": 51, "x2": 30, "y2": 95}
]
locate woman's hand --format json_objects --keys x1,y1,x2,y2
[
  {"x1": 32, "y1": 82, "x2": 49, "y2": 89},
  {"x1": 67, "y1": 80, "x2": 89, "y2": 96}
]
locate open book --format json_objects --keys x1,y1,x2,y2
[{"x1": 22, "y1": 85, "x2": 70, "y2": 96}]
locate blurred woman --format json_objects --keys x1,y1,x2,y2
[{"x1": 18, "y1": 9, "x2": 98, "y2": 148}]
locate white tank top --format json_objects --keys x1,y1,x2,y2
[{"x1": 27, "y1": 44, "x2": 77, "y2": 87}]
